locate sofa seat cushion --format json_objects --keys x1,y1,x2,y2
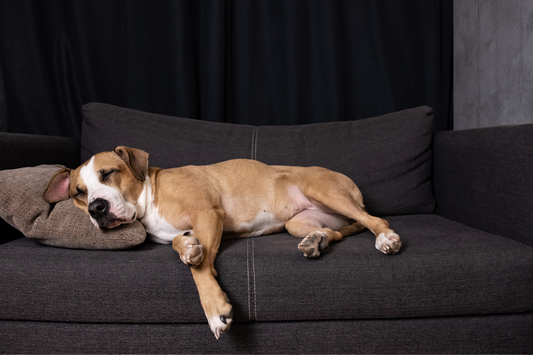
[{"x1": 1, "y1": 215, "x2": 532, "y2": 324}]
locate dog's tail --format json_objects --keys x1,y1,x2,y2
[{"x1": 338, "y1": 221, "x2": 366, "y2": 237}]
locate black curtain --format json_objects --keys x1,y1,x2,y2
[{"x1": 0, "y1": 0, "x2": 452, "y2": 138}]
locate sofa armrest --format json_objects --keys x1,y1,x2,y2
[
  {"x1": 0, "y1": 133, "x2": 80, "y2": 244},
  {"x1": 434, "y1": 124, "x2": 533, "y2": 248},
  {"x1": 0, "y1": 132, "x2": 80, "y2": 170}
]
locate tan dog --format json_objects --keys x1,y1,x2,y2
[{"x1": 43, "y1": 146, "x2": 402, "y2": 339}]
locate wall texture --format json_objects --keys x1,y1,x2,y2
[{"x1": 454, "y1": 0, "x2": 533, "y2": 130}]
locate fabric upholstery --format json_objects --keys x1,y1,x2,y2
[
  {"x1": 0, "y1": 132, "x2": 80, "y2": 171},
  {"x1": 2, "y1": 312, "x2": 533, "y2": 354},
  {"x1": 255, "y1": 106, "x2": 435, "y2": 215},
  {"x1": 0, "y1": 165, "x2": 146, "y2": 250},
  {"x1": 81, "y1": 103, "x2": 435, "y2": 216},
  {"x1": 1, "y1": 113, "x2": 533, "y2": 353},
  {"x1": 434, "y1": 124, "x2": 533, "y2": 248},
  {"x1": 2, "y1": 215, "x2": 532, "y2": 324},
  {"x1": 81, "y1": 102, "x2": 255, "y2": 168}
]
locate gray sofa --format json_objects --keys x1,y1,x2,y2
[{"x1": 1, "y1": 103, "x2": 532, "y2": 353}]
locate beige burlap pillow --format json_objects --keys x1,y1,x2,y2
[{"x1": 0, "y1": 165, "x2": 146, "y2": 249}]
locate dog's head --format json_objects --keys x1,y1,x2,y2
[{"x1": 43, "y1": 146, "x2": 149, "y2": 229}]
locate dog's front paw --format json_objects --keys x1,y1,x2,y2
[
  {"x1": 182, "y1": 237, "x2": 204, "y2": 267},
  {"x1": 375, "y1": 231, "x2": 402, "y2": 254},
  {"x1": 208, "y1": 312, "x2": 233, "y2": 339},
  {"x1": 207, "y1": 297, "x2": 233, "y2": 339},
  {"x1": 298, "y1": 231, "x2": 329, "y2": 258}
]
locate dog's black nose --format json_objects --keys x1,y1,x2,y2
[{"x1": 89, "y1": 198, "x2": 109, "y2": 218}]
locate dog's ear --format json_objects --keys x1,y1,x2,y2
[
  {"x1": 43, "y1": 168, "x2": 72, "y2": 203},
  {"x1": 114, "y1": 146, "x2": 149, "y2": 181}
]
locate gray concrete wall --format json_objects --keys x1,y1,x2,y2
[{"x1": 454, "y1": 0, "x2": 533, "y2": 130}]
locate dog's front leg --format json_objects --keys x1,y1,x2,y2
[
  {"x1": 191, "y1": 264, "x2": 233, "y2": 339},
  {"x1": 174, "y1": 208, "x2": 233, "y2": 339},
  {"x1": 172, "y1": 233, "x2": 204, "y2": 267}
]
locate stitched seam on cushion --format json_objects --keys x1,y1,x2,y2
[
  {"x1": 252, "y1": 237, "x2": 258, "y2": 320},
  {"x1": 254, "y1": 129, "x2": 258, "y2": 161},
  {"x1": 246, "y1": 238, "x2": 252, "y2": 321},
  {"x1": 251, "y1": 127, "x2": 258, "y2": 160}
]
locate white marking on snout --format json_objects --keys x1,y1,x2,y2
[{"x1": 79, "y1": 157, "x2": 137, "y2": 228}]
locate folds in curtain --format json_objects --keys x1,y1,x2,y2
[{"x1": 0, "y1": 0, "x2": 452, "y2": 137}]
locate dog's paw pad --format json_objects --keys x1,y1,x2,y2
[
  {"x1": 182, "y1": 237, "x2": 203, "y2": 267},
  {"x1": 208, "y1": 307, "x2": 233, "y2": 339},
  {"x1": 183, "y1": 235, "x2": 198, "y2": 248},
  {"x1": 375, "y1": 232, "x2": 402, "y2": 254},
  {"x1": 298, "y1": 232, "x2": 329, "y2": 258}
]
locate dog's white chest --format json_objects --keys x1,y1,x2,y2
[
  {"x1": 137, "y1": 183, "x2": 191, "y2": 244},
  {"x1": 140, "y1": 206, "x2": 192, "y2": 244}
]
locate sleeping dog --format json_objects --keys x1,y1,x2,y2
[{"x1": 43, "y1": 146, "x2": 401, "y2": 339}]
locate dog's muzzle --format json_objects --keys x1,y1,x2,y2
[
  {"x1": 88, "y1": 198, "x2": 120, "y2": 229},
  {"x1": 89, "y1": 198, "x2": 109, "y2": 219}
]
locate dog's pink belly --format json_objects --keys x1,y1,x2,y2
[
  {"x1": 223, "y1": 210, "x2": 286, "y2": 238},
  {"x1": 222, "y1": 184, "x2": 341, "y2": 238}
]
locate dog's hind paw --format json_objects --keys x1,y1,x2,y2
[
  {"x1": 182, "y1": 237, "x2": 204, "y2": 267},
  {"x1": 375, "y1": 231, "x2": 402, "y2": 254},
  {"x1": 298, "y1": 231, "x2": 329, "y2": 258}
]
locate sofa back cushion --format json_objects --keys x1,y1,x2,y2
[
  {"x1": 81, "y1": 103, "x2": 435, "y2": 216},
  {"x1": 82, "y1": 103, "x2": 255, "y2": 168}
]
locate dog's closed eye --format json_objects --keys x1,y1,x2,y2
[
  {"x1": 99, "y1": 169, "x2": 118, "y2": 182},
  {"x1": 75, "y1": 186, "x2": 86, "y2": 199}
]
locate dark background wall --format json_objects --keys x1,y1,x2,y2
[
  {"x1": 0, "y1": 0, "x2": 452, "y2": 138},
  {"x1": 454, "y1": 0, "x2": 533, "y2": 130}
]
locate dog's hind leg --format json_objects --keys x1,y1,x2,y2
[
  {"x1": 323, "y1": 202, "x2": 401, "y2": 254},
  {"x1": 314, "y1": 198, "x2": 401, "y2": 254},
  {"x1": 285, "y1": 210, "x2": 365, "y2": 258},
  {"x1": 296, "y1": 168, "x2": 402, "y2": 254}
]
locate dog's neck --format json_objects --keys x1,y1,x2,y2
[{"x1": 135, "y1": 174, "x2": 153, "y2": 221}]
